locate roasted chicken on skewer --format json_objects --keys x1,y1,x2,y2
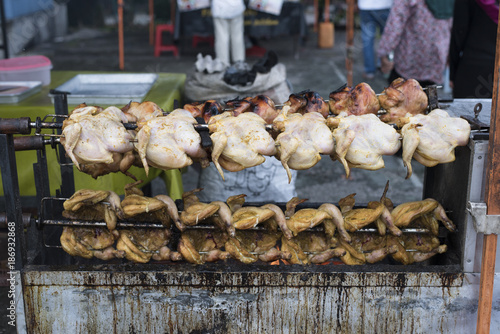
[
  {"x1": 178, "y1": 230, "x2": 230, "y2": 264},
  {"x1": 62, "y1": 189, "x2": 124, "y2": 230},
  {"x1": 378, "y1": 78, "x2": 428, "y2": 123},
  {"x1": 60, "y1": 226, "x2": 124, "y2": 260},
  {"x1": 387, "y1": 234, "x2": 447, "y2": 265},
  {"x1": 179, "y1": 189, "x2": 235, "y2": 236},
  {"x1": 135, "y1": 109, "x2": 209, "y2": 175},
  {"x1": 226, "y1": 95, "x2": 279, "y2": 124},
  {"x1": 340, "y1": 187, "x2": 402, "y2": 237},
  {"x1": 122, "y1": 101, "x2": 164, "y2": 122},
  {"x1": 281, "y1": 232, "x2": 346, "y2": 265},
  {"x1": 121, "y1": 181, "x2": 184, "y2": 231},
  {"x1": 283, "y1": 90, "x2": 330, "y2": 118},
  {"x1": 398, "y1": 109, "x2": 471, "y2": 178},
  {"x1": 328, "y1": 83, "x2": 380, "y2": 116},
  {"x1": 273, "y1": 106, "x2": 335, "y2": 182},
  {"x1": 226, "y1": 194, "x2": 293, "y2": 238},
  {"x1": 117, "y1": 229, "x2": 182, "y2": 263},
  {"x1": 391, "y1": 198, "x2": 456, "y2": 232},
  {"x1": 61, "y1": 105, "x2": 137, "y2": 179},
  {"x1": 226, "y1": 231, "x2": 290, "y2": 264},
  {"x1": 208, "y1": 112, "x2": 276, "y2": 180},
  {"x1": 327, "y1": 113, "x2": 401, "y2": 178},
  {"x1": 184, "y1": 100, "x2": 223, "y2": 123},
  {"x1": 338, "y1": 236, "x2": 398, "y2": 265}
]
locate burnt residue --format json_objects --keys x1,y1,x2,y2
[
  {"x1": 439, "y1": 272, "x2": 462, "y2": 287},
  {"x1": 444, "y1": 297, "x2": 478, "y2": 314}
]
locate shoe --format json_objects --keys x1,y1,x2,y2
[{"x1": 363, "y1": 72, "x2": 375, "y2": 80}]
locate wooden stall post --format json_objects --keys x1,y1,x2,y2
[
  {"x1": 118, "y1": 0, "x2": 124, "y2": 70},
  {"x1": 346, "y1": 0, "x2": 354, "y2": 86},
  {"x1": 476, "y1": 9, "x2": 500, "y2": 334}
]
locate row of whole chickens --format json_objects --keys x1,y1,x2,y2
[
  {"x1": 60, "y1": 185, "x2": 454, "y2": 265},
  {"x1": 62, "y1": 183, "x2": 455, "y2": 238},
  {"x1": 184, "y1": 77, "x2": 427, "y2": 123},
  {"x1": 62, "y1": 82, "x2": 469, "y2": 182}
]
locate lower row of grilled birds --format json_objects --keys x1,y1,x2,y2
[{"x1": 60, "y1": 183, "x2": 454, "y2": 265}]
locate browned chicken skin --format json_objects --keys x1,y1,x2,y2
[
  {"x1": 63, "y1": 189, "x2": 124, "y2": 230},
  {"x1": 121, "y1": 101, "x2": 164, "y2": 123},
  {"x1": 121, "y1": 181, "x2": 184, "y2": 231},
  {"x1": 328, "y1": 83, "x2": 380, "y2": 116},
  {"x1": 225, "y1": 231, "x2": 289, "y2": 264},
  {"x1": 178, "y1": 230, "x2": 230, "y2": 264},
  {"x1": 179, "y1": 188, "x2": 220, "y2": 227},
  {"x1": 117, "y1": 229, "x2": 181, "y2": 263},
  {"x1": 378, "y1": 78, "x2": 428, "y2": 123},
  {"x1": 226, "y1": 95, "x2": 279, "y2": 124},
  {"x1": 60, "y1": 226, "x2": 124, "y2": 260},
  {"x1": 282, "y1": 232, "x2": 346, "y2": 264},
  {"x1": 391, "y1": 198, "x2": 456, "y2": 232},
  {"x1": 284, "y1": 91, "x2": 330, "y2": 118},
  {"x1": 184, "y1": 100, "x2": 223, "y2": 123}
]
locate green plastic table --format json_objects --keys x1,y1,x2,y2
[{"x1": 0, "y1": 71, "x2": 186, "y2": 200}]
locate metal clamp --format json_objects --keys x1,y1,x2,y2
[{"x1": 466, "y1": 201, "x2": 500, "y2": 234}]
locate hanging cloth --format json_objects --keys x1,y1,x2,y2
[{"x1": 425, "y1": 0, "x2": 455, "y2": 19}]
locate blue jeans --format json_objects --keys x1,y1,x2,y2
[{"x1": 360, "y1": 9, "x2": 390, "y2": 75}]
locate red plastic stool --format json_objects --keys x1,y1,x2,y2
[
  {"x1": 154, "y1": 24, "x2": 179, "y2": 57},
  {"x1": 192, "y1": 35, "x2": 214, "y2": 48}
]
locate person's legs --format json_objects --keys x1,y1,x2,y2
[
  {"x1": 229, "y1": 13, "x2": 245, "y2": 63},
  {"x1": 360, "y1": 10, "x2": 377, "y2": 77},
  {"x1": 213, "y1": 17, "x2": 230, "y2": 64}
]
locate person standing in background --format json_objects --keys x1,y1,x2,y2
[
  {"x1": 449, "y1": 0, "x2": 499, "y2": 98},
  {"x1": 377, "y1": 0, "x2": 454, "y2": 87},
  {"x1": 211, "y1": 0, "x2": 246, "y2": 66},
  {"x1": 358, "y1": 0, "x2": 393, "y2": 80}
]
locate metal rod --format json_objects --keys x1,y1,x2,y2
[
  {"x1": 42, "y1": 219, "x2": 165, "y2": 229},
  {"x1": 38, "y1": 217, "x2": 432, "y2": 234}
]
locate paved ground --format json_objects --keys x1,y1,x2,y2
[{"x1": 23, "y1": 24, "x2": 426, "y2": 204}]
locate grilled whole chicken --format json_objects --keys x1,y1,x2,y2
[
  {"x1": 378, "y1": 78, "x2": 428, "y2": 123},
  {"x1": 179, "y1": 188, "x2": 220, "y2": 226},
  {"x1": 274, "y1": 107, "x2": 335, "y2": 182},
  {"x1": 178, "y1": 230, "x2": 230, "y2": 264},
  {"x1": 338, "y1": 235, "x2": 398, "y2": 265},
  {"x1": 121, "y1": 101, "x2": 164, "y2": 123},
  {"x1": 387, "y1": 234, "x2": 447, "y2": 265},
  {"x1": 284, "y1": 91, "x2": 330, "y2": 118},
  {"x1": 225, "y1": 230, "x2": 288, "y2": 264},
  {"x1": 398, "y1": 109, "x2": 471, "y2": 178},
  {"x1": 61, "y1": 105, "x2": 136, "y2": 179},
  {"x1": 60, "y1": 226, "x2": 124, "y2": 260},
  {"x1": 391, "y1": 198, "x2": 456, "y2": 232},
  {"x1": 62, "y1": 189, "x2": 124, "y2": 230},
  {"x1": 121, "y1": 182, "x2": 184, "y2": 231},
  {"x1": 327, "y1": 113, "x2": 401, "y2": 178},
  {"x1": 226, "y1": 95, "x2": 279, "y2": 124},
  {"x1": 328, "y1": 83, "x2": 380, "y2": 116},
  {"x1": 208, "y1": 112, "x2": 276, "y2": 180},
  {"x1": 136, "y1": 109, "x2": 208, "y2": 175},
  {"x1": 285, "y1": 197, "x2": 333, "y2": 237},
  {"x1": 281, "y1": 232, "x2": 346, "y2": 265},
  {"x1": 117, "y1": 229, "x2": 181, "y2": 263},
  {"x1": 184, "y1": 100, "x2": 223, "y2": 123}
]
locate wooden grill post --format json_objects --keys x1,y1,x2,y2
[
  {"x1": 346, "y1": 0, "x2": 355, "y2": 86},
  {"x1": 476, "y1": 8, "x2": 500, "y2": 334},
  {"x1": 118, "y1": 0, "x2": 124, "y2": 70}
]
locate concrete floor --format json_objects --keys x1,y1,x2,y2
[{"x1": 23, "y1": 25, "x2": 426, "y2": 204}]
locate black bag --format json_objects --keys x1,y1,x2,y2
[{"x1": 425, "y1": 0, "x2": 455, "y2": 19}]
